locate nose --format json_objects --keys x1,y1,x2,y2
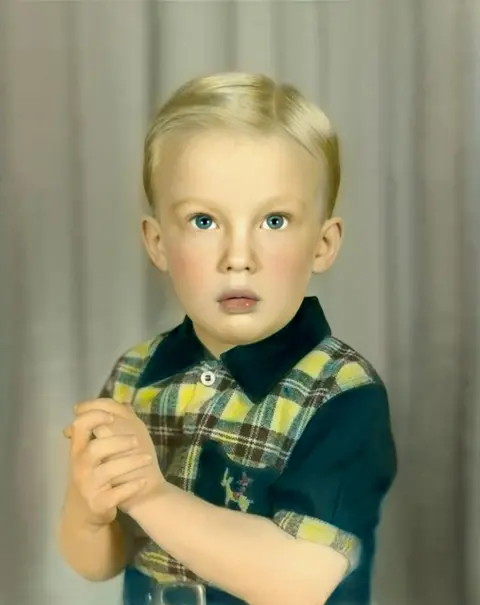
[{"x1": 218, "y1": 230, "x2": 259, "y2": 274}]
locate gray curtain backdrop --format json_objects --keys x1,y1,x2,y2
[{"x1": 1, "y1": 1, "x2": 478, "y2": 605}]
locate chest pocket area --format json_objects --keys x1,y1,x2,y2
[{"x1": 194, "y1": 440, "x2": 280, "y2": 517}]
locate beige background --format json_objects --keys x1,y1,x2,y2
[{"x1": 0, "y1": 1, "x2": 479, "y2": 605}]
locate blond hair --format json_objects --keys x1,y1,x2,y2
[{"x1": 143, "y1": 72, "x2": 341, "y2": 216}]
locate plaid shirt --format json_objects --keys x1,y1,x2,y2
[{"x1": 100, "y1": 297, "x2": 396, "y2": 603}]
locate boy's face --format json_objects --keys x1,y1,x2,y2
[{"x1": 142, "y1": 130, "x2": 342, "y2": 356}]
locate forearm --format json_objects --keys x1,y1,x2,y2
[
  {"x1": 57, "y1": 487, "x2": 128, "y2": 582},
  {"x1": 129, "y1": 483, "x2": 341, "y2": 605}
]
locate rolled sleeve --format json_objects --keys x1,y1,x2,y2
[
  {"x1": 271, "y1": 383, "x2": 397, "y2": 573},
  {"x1": 275, "y1": 512, "x2": 361, "y2": 570}
]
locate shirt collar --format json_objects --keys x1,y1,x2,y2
[{"x1": 137, "y1": 296, "x2": 331, "y2": 403}]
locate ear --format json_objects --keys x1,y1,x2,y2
[
  {"x1": 141, "y1": 215, "x2": 168, "y2": 272},
  {"x1": 312, "y1": 217, "x2": 344, "y2": 274}
]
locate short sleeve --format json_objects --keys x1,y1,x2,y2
[{"x1": 270, "y1": 383, "x2": 397, "y2": 573}]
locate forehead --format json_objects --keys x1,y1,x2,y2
[{"x1": 154, "y1": 130, "x2": 321, "y2": 207}]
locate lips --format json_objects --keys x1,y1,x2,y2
[{"x1": 217, "y1": 289, "x2": 260, "y2": 302}]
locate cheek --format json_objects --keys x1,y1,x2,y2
[
  {"x1": 166, "y1": 242, "x2": 206, "y2": 288},
  {"x1": 263, "y1": 241, "x2": 313, "y2": 278}
]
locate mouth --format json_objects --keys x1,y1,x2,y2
[
  {"x1": 217, "y1": 289, "x2": 260, "y2": 303},
  {"x1": 217, "y1": 289, "x2": 260, "y2": 313}
]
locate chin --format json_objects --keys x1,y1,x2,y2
[{"x1": 214, "y1": 316, "x2": 275, "y2": 346}]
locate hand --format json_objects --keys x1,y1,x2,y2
[
  {"x1": 67, "y1": 399, "x2": 165, "y2": 515},
  {"x1": 63, "y1": 400, "x2": 155, "y2": 527}
]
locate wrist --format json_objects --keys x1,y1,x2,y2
[
  {"x1": 125, "y1": 479, "x2": 171, "y2": 522},
  {"x1": 64, "y1": 484, "x2": 113, "y2": 532}
]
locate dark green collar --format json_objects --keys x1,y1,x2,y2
[{"x1": 137, "y1": 296, "x2": 331, "y2": 403}]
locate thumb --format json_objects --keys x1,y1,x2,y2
[{"x1": 68, "y1": 409, "x2": 115, "y2": 455}]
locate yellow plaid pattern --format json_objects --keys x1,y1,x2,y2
[
  {"x1": 274, "y1": 512, "x2": 361, "y2": 571},
  {"x1": 102, "y1": 334, "x2": 379, "y2": 583}
]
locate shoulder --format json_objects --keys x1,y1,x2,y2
[
  {"x1": 291, "y1": 336, "x2": 395, "y2": 463},
  {"x1": 98, "y1": 331, "x2": 168, "y2": 400},
  {"x1": 295, "y1": 334, "x2": 385, "y2": 402},
  {"x1": 116, "y1": 334, "x2": 165, "y2": 372}
]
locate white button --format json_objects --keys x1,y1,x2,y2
[{"x1": 200, "y1": 370, "x2": 216, "y2": 386}]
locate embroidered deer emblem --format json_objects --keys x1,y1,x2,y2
[{"x1": 221, "y1": 468, "x2": 253, "y2": 513}]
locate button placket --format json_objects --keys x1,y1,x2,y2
[
  {"x1": 184, "y1": 362, "x2": 220, "y2": 431},
  {"x1": 200, "y1": 369, "x2": 216, "y2": 386}
]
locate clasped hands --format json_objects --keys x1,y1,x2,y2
[{"x1": 63, "y1": 398, "x2": 164, "y2": 527}]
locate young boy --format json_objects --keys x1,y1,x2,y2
[{"x1": 58, "y1": 72, "x2": 396, "y2": 605}]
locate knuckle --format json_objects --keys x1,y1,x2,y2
[
  {"x1": 70, "y1": 418, "x2": 82, "y2": 436},
  {"x1": 93, "y1": 425, "x2": 112, "y2": 439},
  {"x1": 88, "y1": 410, "x2": 110, "y2": 425},
  {"x1": 119, "y1": 435, "x2": 136, "y2": 449}
]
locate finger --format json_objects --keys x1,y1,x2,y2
[
  {"x1": 93, "y1": 478, "x2": 146, "y2": 512},
  {"x1": 74, "y1": 399, "x2": 133, "y2": 419},
  {"x1": 95, "y1": 453, "x2": 152, "y2": 488},
  {"x1": 70, "y1": 410, "x2": 114, "y2": 455},
  {"x1": 108, "y1": 464, "x2": 151, "y2": 486},
  {"x1": 92, "y1": 417, "x2": 133, "y2": 440},
  {"x1": 66, "y1": 408, "x2": 131, "y2": 443},
  {"x1": 86, "y1": 435, "x2": 138, "y2": 465},
  {"x1": 92, "y1": 424, "x2": 114, "y2": 439}
]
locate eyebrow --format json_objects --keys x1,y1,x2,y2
[{"x1": 171, "y1": 196, "x2": 306, "y2": 209}]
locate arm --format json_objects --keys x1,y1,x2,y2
[
  {"x1": 129, "y1": 484, "x2": 347, "y2": 605},
  {"x1": 57, "y1": 356, "x2": 137, "y2": 581},
  {"x1": 57, "y1": 485, "x2": 129, "y2": 582}
]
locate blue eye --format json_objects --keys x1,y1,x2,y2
[
  {"x1": 263, "y1": 215, "x2": 288, "y2": 230},
  {"x1": 190, "y1": 214, "x2": 216, "y2": 230}
]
